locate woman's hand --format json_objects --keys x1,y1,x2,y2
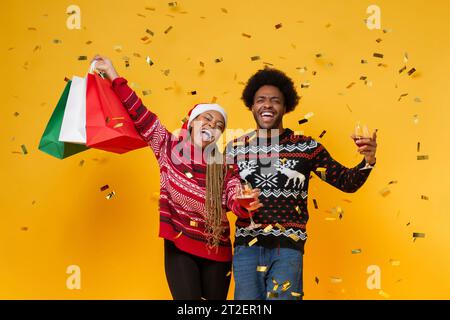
[{"x1": 91, "y1": 55, "x2": 120, "y2": 81}]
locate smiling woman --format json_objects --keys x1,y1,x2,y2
[{"x1": 88, "y1": 55, "x2": 262, "y2": 300}]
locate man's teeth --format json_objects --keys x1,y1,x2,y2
[{"x1": 261, "y1": 112, "x2": 274, "y2": 118}]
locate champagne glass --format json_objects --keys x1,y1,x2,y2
[
  {"x1": 236, "y1": 182, "x2": 261, "y2": 230},
  {"x1": 353, "y1": 122, "x2": 374, "y2": 170}
]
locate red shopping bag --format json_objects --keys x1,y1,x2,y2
[{"x1": 85, "y1": 72, "x2": 147, "y2": 154}]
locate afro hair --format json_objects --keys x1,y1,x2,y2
[{"x1": 242, "y1": 68, "x2": 300, "y2": 113}]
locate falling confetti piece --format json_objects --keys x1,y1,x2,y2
[
  {"x1": 380, "y1": 187, "x2": 391, "y2": 197},
  {"x1": 414, "y1": 97, "x2": 422, "y2": 103},
  {"x1": 267, "y1": 292, "x2": 278, "y2": 298},
  {"x1": 390, "y1": 259, "x2": 401, "y2": 266},
  {"x1": 379, "y1": 290, "x2": 390, "y2": 299},
  {"x1": 281, "y1": 281, "x2": 292, "y2": 292},
  {"x1": 146, "y1": 56, "x2": 154, "y2": 66},
  {"x1": 375, "y1": 38, "x2": 383, "y2": 43},
  {"x1": 421, "y1": 195, "x2": 429, "y2": 200},
  {"x1": 417, "y1": 142, "x2": 421, "y2": 152},
  {"x1": 301, "y1": 82, "x2": 311, "y2": 88},
  {"x1": 346, "y1": 82, "x2": 356, "y2": 89},
  {"x1": 168, "y1": 2, "x2": 178, "y2": 7},
  {"x1": 403, "y1": 52, "x2": 409, "y2": 63},
  {"x1": 257, "y1": 266, "x2": 268, "y2": 272},
  {"x1": 289, "y1": 234, "x2": 300, "y2": 242},
  {"x1": 263, "y1": 225, "x2": 273, "y2": 233},
  {"x1": 315, "y1": 277, "x2": 319, "y2": 284},
  {"x1": 291, "y1": 292, "x2": 302, "y2": 299},
  {"x1": 113, "y1": 45, "x2": 123, "y2": 53},
  {"x1": 413, "y1": 232, "x2": 425, "y2": 238},
  {"x1": 275, "y1": 223, "x2": 285, "y2": 232},
  {"x1": 86, "y1": 41, "x2": 93, "y2": 45},
  {"x1": 106, "y1": 191, "x2": 116, "y2": 200},
  {"x1": 188, "y1": 91, "x2": 197, "y2": 95},
  {"x1": 79, "y1": 160, "x2": 85, "y2": 167},
  {"x1": 373, "y1": 53, "x2": 384, "y2": 58},
  {"x1": 398, "y1": 93, "x2": 408, "y2": 101},
  {"x1": 21, "y1": 145, "x2": 28, "y2": 155},
  {"x1": 304, "y1": 112, "x2": 314, "y2": 119},
  {"x1": 174, "y1": 231, "x2": 183, "y2": 239},
  {"x1": 407, "y1": 68, "x2": 416, "y2": 76},
  {"x1": 399, "y1": 66, "x2": 407, "y2": 74},
  {"x1": 361, "y1": 59, "x2": 368, "y2": 64},
  {"x1": 21, "y1": 227, "x2": 29, "y2": 231},
  {"x1": 145, "y1": 29, "x2": 154, "y2": 36},
  {"x1": 316, "y1": 167, "x2": 326, "y2": 180},
  {"x1": 313, "y1": 199, "x2": 318, "y2": 209},
  {"x1": 298, "y1": 119, "x2": 308, "y2": 125},
  {"x1": 319, "y1": 130, "x2": 327, "y2": 138},
  {"x1": 100, "y1": 185, "x2": 109, "y2": 192},
  {"x1": 53, "y1": 39, "x2": 62, "y2": 44},
  {"x1": 184, "y1": 171, "x2": 193, "y2": 179},
  {"x1": 388, "y1": 180, "x2": 398, "y2": 185},
  {"x1": 417, "y1": 155, "x2": 429, "y2": 160},
  {"x1": 242, "y1": 33, "x2": 252, "y2": 38},
  {"x1": 162, "y1": 69, "x2": 170, "y2": 76},
  {"x1": 275, "y1": 23, "x2": 282, "y2": 29},
  {"x1": 250, "y1": 56, "x2": 261, "y2": 61},
  {"x1": 142, "y1": 90, "x2": 152, "y2": 96},
  {"x1": 113, "y1": 123, "x2": 123, "y2": 129},
  {"x1": 248, "y1": 238, "x2": 258, "y2": 247},
  {"x1": 226, "y1": 271, "x2": 232, "y2": 277},
  {"x1": 221, "y1": 8, "x2": 228, "y2": 13},
  {"x1": 190, "y1": 220, "x2": 198, "y2": 227},
  {"x1": 351, "y1": 249, "x2": 362, "y2": 254},
  {"x1": 330, "y1": 277, "x2": 343, "y2": 284},
  {"x1": 78, "y1": 56, "x2": 87, "y2": 61},
  {"x1": 164, "y1": 26, "x2": 173, "y2": 34},
  {"x1": 140, "y1": 36, "x2": 152, "y2": 44},
  {"x1": 215, "y1": 57, "x2": 223, "y2": 63},
  {"x1": 14, "y1": 112, "x2": 20, "y2": 117}
]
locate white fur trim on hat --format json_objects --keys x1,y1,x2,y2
[{"x1": 187, "y1": 103, "x2": 228, "y2": 129}]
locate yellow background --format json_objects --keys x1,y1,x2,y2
[{"x1": 1, "y1": 0, "x2": 449, "y2": 299}]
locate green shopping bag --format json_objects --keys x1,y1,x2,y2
[{"x1": 38, "y1": 81, "x2": 89, "y2": 159}]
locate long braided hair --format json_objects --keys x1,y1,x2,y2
[{"x1": 204, "y1": 149, "x2": 227, "y2": 252}]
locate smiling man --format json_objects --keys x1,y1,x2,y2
[{"x1": 227, "y1": 68, "x2": 378, "y2": 300}]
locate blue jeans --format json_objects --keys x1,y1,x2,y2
[{"x1": 233, "y1": 245, "x2": 304, "y2": 300}]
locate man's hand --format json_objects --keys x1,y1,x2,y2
[
  {"x1": 91, "y1": 55, "x2": 119, "y2": 81},
  {"x1": 350, "y1": 130, "x2": 378, "y2": 165}
]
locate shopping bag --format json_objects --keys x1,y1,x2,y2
[
  {"x1": 59, "y1": 75, "x2": 87, "y2": 144},
  {"x1": 85, "y1": 62, "x2": 147, "y2": 154},
  {"x1": 38, "y1": 81, "x2": 89, "y2": 159}
]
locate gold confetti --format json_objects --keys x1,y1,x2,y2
[
  {"x1": 162, "y1": 69, "x2": 170, "y2": 76},
  {"x1": 301, "y1": 82, "x2": 311, "y2": 88},
  {"x1": 21, "y1": 227, "x2": 29, "y2": 231},
  {"x1": 417, "y1": 142, "x2": 421, "y2": 152},
  {"x1": 113, "y1": 123, "x2": 123, "y2": 129},
  {"x1": 79, "y1": 160, "x2": 85, "y2": 167},
  {"x1": 407, "y1": 68, "x2": 416, "y2": 76},
  {"x1": 164, "y1": 26, "x2": 173, "y2": 34},
  {"x1": 188, "y1": 91, "x2": 197, "y2": 95},
  {"x1": 21, "y1": 144, "x2": 28, "y2": 155},
  {"x1": 379, "y1": 290, "x2": 390, "y2": 299},
  {"x1": 100, "y1": 185, "x2": 109, "y2": 192},
  {"x1": 275, "y1": 23, "x2": 282, "y2": 29},
  {"x1": 267, "y1": 292, "x2": 278, "y2": 298},
  {"x1": 313, "y1": 199, "x2": 318, "y2": 209},
  {"x1": 421, "y1": 195, "x2": 429, "y2": 200},
  {"x1": 190, "y1": 220, "x2": 198, "y2": 227},
  {"x1": 330, "y1": 277, "x2": 342, "y2": 284},
  {"x1": 316, "y1": 167, "x2": 326, "y2": 180},
  {"x1": 275, "y1": 223, "x2": 285, "y2": 232},
  {"x1": 256, "y1": 266, "x2": 268, "y2": 272},
  {"x1": 291, "y1": 292, "x2": 302, "y2": 299},
  {"x1": 398, "y1": 93, "x2": 408, "y2": 101},
  {"x1": 414, "y1": 97, "x2": 422, "y2": 103},
  {"x1": 168, "y1": 2, "x2": 178, "y2": 7},
  {"x1": 226, "y1": 271, "x2": 232, "y2": 277},
  {"x1": 351, "y1": 249, "x2": 362, "y2": 254},
  {"x1": 221, "y1": 8, "x2": 228, "y2": 13},
  {"x1": 113, "y1": 45, "x2": 123, "y2": 53},
  {"x1": 78, "y1": 56, "x2": 87, "y2": 61},
  {"x1": 373, "y1": 53, "x2": 384, "y2": 58},
  {"x1": 215, "y1": 57, "x2": 223, "y2": 63},
  {"x1": 380, "y1": 187, "x2": 391, "y2": 197},
  {"x1": 13, "y1": 111, "x2": 19, "y2": 117},
  {"x1": 304, "y1": 112, "x2": 314, "y2": 119},
  {"x1": 184, "y1": 171, "x2": 193, "y2": 179},
  {"x1": 413, "y1": 232, "x2": 425, "y2": 238},
  {"x1": 250, "y1": 56, "x2": 261, "y2": 61},
  {"x1": 142, "y1": 90, "x2": 152, "y2": 96},
  {"x1": 361, "y1": 59, "x2": 368, "y2": 64},
  {"x1": 145, "y1": 29, "x2": 154, "y2": 36},
  {"x1": 399, "y1": 66, "x2": 407, "y2": 74},
  {"x1": 242, "y1": 33, "x2": 252, "y2": 38},
  {"x1": 389, "y1": 259, "x2": 401, "y2": 266},
  {"x1": 211, "y1": 96, "x2": 218, "y2": 103},
  {"x1": 174, "y1": 231, "x2": 183, "y2": 239},
  {"x1": 346, "y1": 82, "x2": 356, "y2": 89},
  {"x1": 146, "y1": 56, "x2": 154, "y2": 66},
  {"x1": 375, "y1": 38, "x2": 383, "y2": 43},
  {"x1": 388, "y1": 180, "x2": 398, "y2": 185},
  {"x1": 289, "y1": 234, "x2": 300, "y2": 242},
  {"x1": 319, "y1": 130, "x2": 327, "y2": 138},
  {"x1": 403, "y1": 52, "x2": 409, "y2": 63},
  {"x1": 281, "y1": 281, "x2": 291, "y2": 292},
  {"x1": 86, "y1": 40, "x2": 93, "y2": 45},
  {"x1": 295, "y1": 206, "x2": 301, "y2": 214},
  {"x1": 106, "y1": 191, "x2": 116, "y2": 200},
  {"x1": 417, "y1": 155, "x2": 429, "y2": 160},
  {"x1": 140, "y1": 36, "x2": 152, "y2": 44},
  {"x1": 53, "y1": 39, "x2": 62, "y2": 44},
  {"x1": 315, "y1": 276, "x2": 319, "y2": 284},
  {"x1": 248, "y1": 238, "x2": 258, "y2": 247},
  {"x1": 263, "y1": 225, "x2": 273, "y2": 233}
]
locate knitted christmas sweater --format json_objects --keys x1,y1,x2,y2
[
  {"x1": 112, "y1": 77, "x2": 249, "y2": 262},
  {"x1": 226, "y1": 129, "x2": 374, "y2": 253}
]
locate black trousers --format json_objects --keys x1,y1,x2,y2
[{"x1": 164, "y1": 239, "x2": 232, "y2": 300}]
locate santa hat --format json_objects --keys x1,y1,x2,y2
[{"x1": 185, "y1": 103, "x2": 228, "y2": 130}]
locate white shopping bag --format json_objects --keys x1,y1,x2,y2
[{"x1": 59, "y1": 75, "x2": 87, "y2": 144}]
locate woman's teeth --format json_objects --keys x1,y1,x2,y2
[{"x1": 201, "y1": 129, "x2": 213, "y2": 141}]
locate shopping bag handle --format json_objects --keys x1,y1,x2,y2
[{"x1": 89, "y1": 60, "x2": 97, "y2": 74}]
